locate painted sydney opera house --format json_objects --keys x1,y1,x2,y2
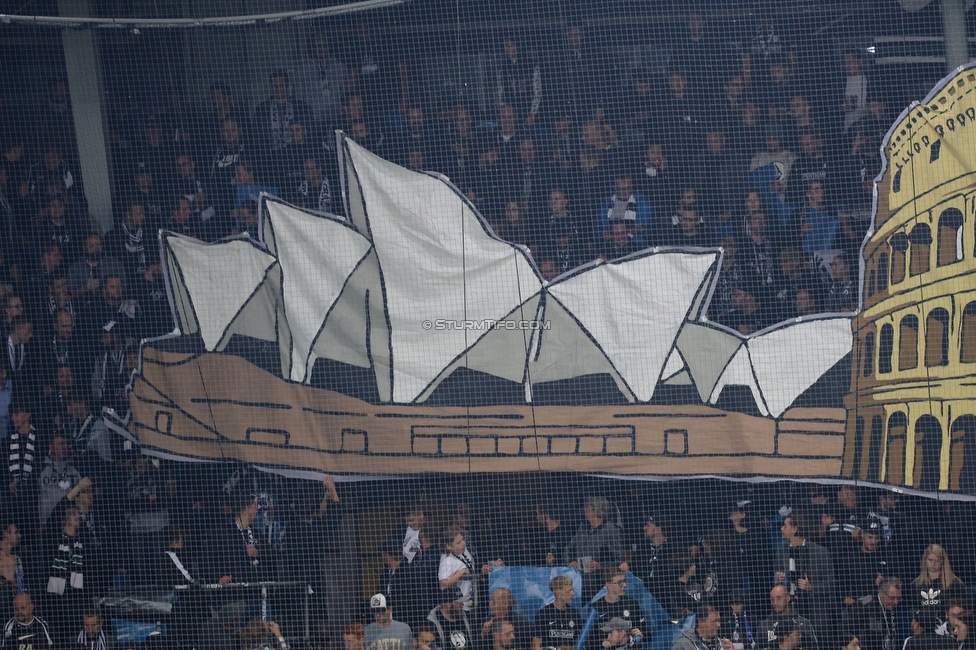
[{"x1": 131, "y1": 129, "x2": 862, "y2": 479}]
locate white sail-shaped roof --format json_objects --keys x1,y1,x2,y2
[
  {"x1": 163, "y1": 234, "x2": 277, "y2": 350},
  {"x1": 341, "y1": 137, "x2": 543, "y2": 403},
  {"x1": 262, "y1": 198, "x2": 373, "y2": 382},
  {"x1": 545, "y1": 251, "x2": 718, "y2": 402},
  {"x1": 748, "y1": 317, "x2": 853, "y2": 417}
]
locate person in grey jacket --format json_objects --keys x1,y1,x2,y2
[
  {"x1": 671, "y1": 605, "x2": 735, "y2": 650},
  {"x1": 564, "y1": 496, "x2": 627, "y2": 600},
  {"x1": 775, "y1": 513, "x2": 834, "y2": 646}
]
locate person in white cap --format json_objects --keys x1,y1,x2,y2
[{"x1": 366, "y1": 593, "x2": 414, "y2": 650}]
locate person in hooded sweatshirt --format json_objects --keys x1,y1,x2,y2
[{"x1": 671, "y1": 604, "x2": 735, "y2": 650}]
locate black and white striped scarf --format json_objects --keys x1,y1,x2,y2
[
  {"x1": 608, "y1": 194, "x2": 637, "y2": 222},
  {"x1": 77, "y1": 628, "x2": 108, "y2": 650}
]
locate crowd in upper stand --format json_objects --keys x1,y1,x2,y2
[{"x1": 1, "y1": 11, "x2": 882, "y2": 356}]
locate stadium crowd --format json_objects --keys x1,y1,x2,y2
[{"x1": 0, "y1": 6, "x2": 946, "y2": 650}]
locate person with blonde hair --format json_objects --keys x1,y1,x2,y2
[{"x1": 910, "y1": 544, "x2": 965, "y2": 612}]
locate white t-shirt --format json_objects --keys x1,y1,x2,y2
[{"x1": 438, "y1": 551, "x2": 474, "y2": 609}]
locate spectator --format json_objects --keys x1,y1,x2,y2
[
  {"x1": 495, "y1": 34, "x2": 542, "y2": 127},
  {"x1": 665, "y1": 203, "x2": 713, "y2": 248},
  {"x1": 216, "y1": 491, "x2": 273, "y2": 586},
  {"x1": 910, "y1": 545, "x2": 966, "y2": 613},
  {"x1": 439, "y1": 527, "x2": 475, "y2": 611},
  {"x1": 670, "y1": 604, "x2": 734, "y2": 650},
  {"x1": 33, "y1": 193, "x2": 83, "y2": 264},
  {"x1": 639, "y1": 143, "x2": 682, "y2": 218},
  {"x1": 842, "y1": 52, "x2": 870, "y2": 132},
  {"x1": 532, "y1": 502, "x2": 573, "y2": 567},
  {"x1": 755, "y1": 585, "x2": 819, "y2": 650},
  {"x1": 532, "y1": 575, "x2": 582, "y2": 650},
  {"x1": 36, "y1": 436, "x2": 80, "y2": 529},
  {"x1": 506, "y1": 136, "x2": 548, "y2": 227},
  {"x1": 381, "y1": 504, "x2": 425, "y2": 572},
  {"x1": 825, "y1": 253, "x2": 856, "y2": 313},
  {"x1": 428, "y1": 595, "x2": 473, "y2": 650},
  {"x1": 164, "y1": 195, "x2": 203, "y2": 240},
  {"x1": 170, "y1": 152, "x2": 217, "y2": 233},
  {"x1": 26, "y1": 143, "x2": 85, "y2": 219},
  {"x1": 2, "y1": 593, "x2": 53, "y2": 648},
  {"x1": 295, "y1": 35, "x2": 349, "y2": 125},
  {"x1": 693, "y1": 125, "x2": 742, "y2": 218},
  {"x1": 904, "y1": 607, "x2": 954, "y2": 650},
  {"x1": 0, "y1": 524, "x2": 24, "y2": 605},
  {"x1": 253, "y1": 71, "x2": 312, "y2": 161},
  {"x1": 122, "y1": 453, "x2": 170, "y2": 577},
  {"x1": 0, "y1": 365, "x2": 10, "y2": 443},
  {"x1": 412, "y1": 624, "x2": 438, "y2": 650},
  {"x1": 597, "y1": 170, "x2": 653, "y2": 247},
  {"x1": 491, "y1": 201, "x2": 531, "y2": 251},
  {"x1": 6, "y1": 397, "x2": 38, "y2": 524},
  {"x1": 479, "y1": 589, "x2": 532, "y2": 650},
  {"x1": 125, "y1": 162, "x2": 165, "y2": 230},
  {"x1": 366, "y1": 593, "x2": 413, "y2": 650},
  {"x1": 283, "y1": 477, "x2": 339, "y2": 637},
  {"x1": 775, "y1": 514, "x2": 834, "y2": 644},
  {"x1": 89, "y1": 321, "x2": 135, "y2": 414},
  {"x1": 45, "y1": 505, "x2": 87, "y2": 645},
  {"x1": 565, "y1": 496, "x2": 626, "y2": 601},
  {"x1": 544, "y1": 189, "x2": 590, "y2": 272},
  {"x1": 66, "y1": 235, "x2": 124, "y2": 303},
  {"x1": 24, "y1": 245, "x2": 64, "y2": 318},
  {"x1": 599, "y1": 616, "x2": 643, "y2": 650},
  {"x1": 75, "y1": 610, "x2": 117, "y2": 650},
  {"x1": 840, "y1": 517, "x2": 888, "y2": 611},
  {"x1": 790, "y1": 181, "x2": 838, "y2": 256},
  {"x1": 601, "y1": 222, "x2": 643, "y2": 262},
  {"x1": 632, "y1": 514, "x2": 679, "y2": 618},
  {"x1": 205, "y1": 117, "x2": 248, "y2": 214},
  {"x1": 345, "y1": 623, "x2": 366, "y2": 650},
  {"x1": 86, "y1": 275, "x2": 140, "y2": 350},
  {"x1": 749, "y1": 126, "x2": 796, "y2": 224},
  {"x1": 38, "y1": 312, "x2": 83, "y2": 398},
  {"x1": 791, "y1": 131, "x2": 831, "y2": 191},
  {"x1": 482, "y1": 618, "x2": 516, "y2": 650},
  {"x1": 594, "y1": 567, "x2": 645, "y2": 636},
  {"x1": 5, "y1": 318, "x2": 35, "y2": 394}
]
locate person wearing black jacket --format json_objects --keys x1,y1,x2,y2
[
  {"x1": 632, "y1": 513, "x2": 680, "y2": 619},
  {"x1": 214, "y1": 491, "x2": 273, "y2": 587}
]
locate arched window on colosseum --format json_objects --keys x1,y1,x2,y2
[
  {"x1": 961, "y1": 302, "x2": 976, "y2": 363},
  {"x1": 909, "y1": 224, "x2": 932, "y2": 276},
  {"x1": 869, "y1": 415, "x2": 883, "y2": 481},
  {"x1": 938, "y1": 208, "x2": 964, "y2": 267},
  {"x1": 949, "y1": 415, "x2": 976, "y2": 493},
  {"x1": 862, "y1": 331, "x2": 875, "y2": 377},
  {"x1": 886, "y1": 412, "x2": 908, "y2": 485},
  {"x1": 879, "y1": 324, "x2": 894, "y2": 374},
  {"x1": 925, "y1": 308, "x2": 950, "y2": 367},
  {"x1": 878, "y1": 253, "x2": 889, "y2": 294},
  {"x1": 890, "y1": 233, "x2": 908, "y2": 284},
  {"x1": 914, "y1": 415, "x2": 943, "y2": 491},
  {"x1": 853, "y1": 417, "x2": 864, "y2": 480},
  {"x1": 899, "y1": 315, "x2": 919, "y2": 371}
]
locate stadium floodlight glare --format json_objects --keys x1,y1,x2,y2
[{"x1": 0, "y1": 0, "x2": 408, "y2": 29}]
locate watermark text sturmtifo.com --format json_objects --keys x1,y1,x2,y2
[{"x1": 422, "y1": 319, "x2": 551, "y2": 331}]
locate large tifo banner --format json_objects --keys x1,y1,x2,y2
[{"x1": 131, "y1": 65, "x2": 976, "y2": 492}]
